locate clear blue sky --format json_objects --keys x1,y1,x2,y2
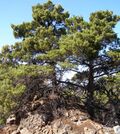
[{"x1": 0, "y1": 0, "x2": 120, "y2": 47}]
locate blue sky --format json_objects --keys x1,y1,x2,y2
[{"x1": 0, "y1": 0, "x2": 120, "y2": 47}]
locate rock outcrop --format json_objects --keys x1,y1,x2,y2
[
  {"x1": 0, "y1": 90, "x2": 118, "y2": 134},
  {"x1": 0, "y1": 109, "x2": 116, "y2": 134}
]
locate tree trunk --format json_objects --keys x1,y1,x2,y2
[
  {"x1": 50, "y1": 62, "x2": 58, "y2": 95},
  {"x1": 86, "y1": 62, "x2": 95, "y2": 118}
]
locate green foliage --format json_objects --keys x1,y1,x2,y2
[
  {"x1": 94, "y1": 73, "x2": 120, "y2": 105},
  {"x1": 10, "y1": 0, "x2": 69, "y2": 66},
  {"x1": 0, "y1": 63, "x2": 54, "y2": 124},
  {"x1": 60, "y1": 11, "x2": 120, "y2": 60},
  {"x1": 0, "y1": 65, "x2": 26, "y2": 124},
  {"x1": 93, "y1": 74, "x2": 120, "y2": 123}
]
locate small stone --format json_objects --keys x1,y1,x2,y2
[
  {"x1": 6, "y1": 114, "x2": 16, "y2": 125},
  {"x1": 84, "y1": 127, "x2": 96, "y2": 134},
  {"x1": 113, "y1": 125, "x2": 120, "y2": 134},
  {"x1": 64, "y1": 112, "x2": 69, "y2": 117},
  {"x1": 11, "y1": 130, "x2": 20, "y2": 134},
  {"x1": 20, "y1": 127, "x2": 32, "y2": 134}
]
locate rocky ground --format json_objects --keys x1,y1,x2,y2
[
  {"x1": 0, "y1": 109, "x2": 115, "y2": 134},
  {"x1": 0, "y1": 89, "x2": 119, "y2": 134}
]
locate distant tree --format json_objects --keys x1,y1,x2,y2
[{"x1": 59, "y1": 11, "x2": 120, "y2": 117}]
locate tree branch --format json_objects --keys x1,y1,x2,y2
[{"x1": 57, "y1": 80, "x2": 85, "y2": 89}]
